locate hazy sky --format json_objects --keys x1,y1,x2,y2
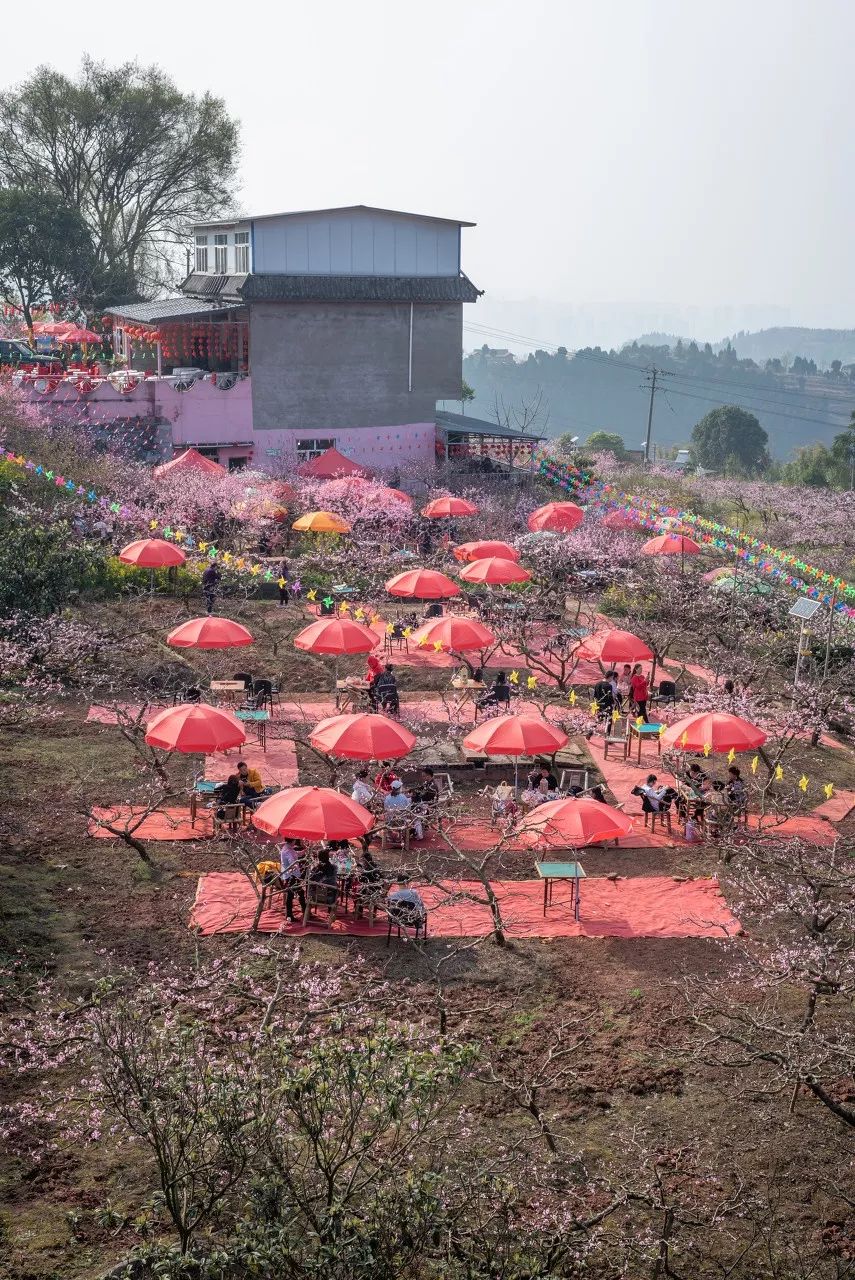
[{"x1": 11, "y1": 0, "x2": 855, "y2": 348}]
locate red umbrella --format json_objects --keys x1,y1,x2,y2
[
  {"x1": 144, "y1": 703, "x2": 246, "y2": 753},
  {"x1": 252, "y1": 786, "x2": 374, "y2": 840},
  {"x1": 576, "y1": 629, "x2": 653, "y2": 664},
  {"x1": 463, "y1": 715, "x2": 568, "y2": 756},
  {"x1": 32, "y1": 320, "x2": 75, "y2": 337},
  {"x1": 602, "y1": 509, "x2": 640, "y2": 532},
  {"x1": 527, "y1": 502, "x2": 584, "y2": 533},
  {"x1": 411, "y1": 616, "x2": 496, "y2": 651},
  {"x1": 294, "y1": 617, "x2": 379, "y2": 655},
  {"x1": 167, "y1": 617, "x2": 254, "y2": 649},
  {"x1": 119, "y1": 538, "x2": 187, "y2": 568},
  {"x1": 453, "y1": 540, "x2": 519, "y2": 562},
  {"x1": 154, "y1": 449, "x2": 227, "y2": 478},
  {"x1": 519, "y1": 796, "x2": 634, "y2": 846},
  {"x1": 642, "y1": 533, "x2": 701, "y2": 556},
  {"x1": 54, "y1": 325, "x2": 102, "y2": 344},
  {"x1": 661, "y1": 712, "x2": 767, "y2": 754},
  {"x1": 309, "y1": 713, "x2": 416, "y2": 760},
  {"x1": 459, "y1": 556, "x2": 532, "y2": 585},
  {"x1": 421, "y1": 496, "x2": 479, "y2": 518},
  {"x1": 385, "y1": 568, "x2": 460, "y2": 599}
]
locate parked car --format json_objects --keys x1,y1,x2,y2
[{"x1": 0, "y1": 339, "x2": 63, "y2": 372}]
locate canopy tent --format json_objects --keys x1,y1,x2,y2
[
  {"x1": 154, "y1": 448, "x2": 226, "y2": 479},
  {"x1": 296, "y1": 448, "x2": 373, "y2": 479}
]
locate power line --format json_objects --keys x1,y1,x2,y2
[{"x1": 662, "y1": 385, "x2": 851, "y2": 432}]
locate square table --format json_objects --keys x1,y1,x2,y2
[
  {"x1": 235, "y1": 708, "x2": 270, "y2": 752},
  {"x1": 450, "y1": 679, "x2": 485, "y2": 712},
  {"x1": 627, "y1": 721, "x2": 664, "y2": 763},
  {"x1": 189, "y1": 779, "x2": 218, "y2": 825},
  {"x1": 535, "y1": 860, "x2": 587, "y2": 920},
  {"x1": 336, "y1": 678, "x2": 372, "y2": 712},
  {"x1": 210, "y1": 680, "x2": 247, "y2": 703}
]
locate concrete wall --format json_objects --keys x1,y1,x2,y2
[
  {"x1": 251, "y1": 208, "x2": 460, "y2": 276},
  {"x1": 249, "y1": 300, "x2": 462, "y2": 431}
]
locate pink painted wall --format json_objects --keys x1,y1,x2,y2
[{"x1": 22, "y1": 377, "x2": 436, "y2": 473}]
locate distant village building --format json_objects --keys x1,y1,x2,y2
[{"x1": 106, "y1": 205, "x2": 483, "y2": 471}]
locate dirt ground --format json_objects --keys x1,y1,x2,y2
[{"x1": 2, "y1": 593, "x2": 854, "y2": 1276}]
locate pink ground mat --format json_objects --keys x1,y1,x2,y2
[
  {"x1": 190, "y1": 871, "x2": 739, "y2": 940},
  {"x1": 89, "y1": 805, "x2": 213, "y2": 840}
]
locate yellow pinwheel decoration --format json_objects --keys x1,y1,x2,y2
[
  {"x1": 235, "y1": 557, "x2": 245, "y2": 570},
  {"x1": 727, "y1": 748, "x2": 736, "y2": 764},
  {"x1": 750, "y1": 756, "x2": 759, "y2": 774},
  {"x1": 433, "y1": 641, "x2": 444, "y2": 651},
  {"x1": 590, "y1": 700, "x2": 599, "y2": 716},
  {"x1": 402, "y1": 626, "x2": 412, "y2": 637},
  {"x1": 680, "y1": 731, "x2": 689, "y2": 747},
  {"x1": 250, "y1": 563, "x2": 261, "y2": 576},
  {"x1": 222, "y1": 551, "x2": 232, "y2": 564},
  {"x1": 173, "y1": 530, "x2": 184, "y2": 542},
  {"x1": 702, "y1": 742, "x2": 712, "y2": 757},
  {"x1": 354, "y1": 608, "x2": 365, "y2": 620},
  {"x1": 277, "y1": 577, "x2": 286, "y2": 589},
  {"x1": 823, "y1": 782, "x2": 834, "y2": 799},
  {"x1": 774, "y1": 764, "x2": 784, "y2": 782},
  {"x1": 307, "y1": 588, "x2": 317, "y2": 601},
  {"x1": 149, "y1": 519, "x2": 158, "y2": 530},
  {"x1": 199, "y1": 541, "x2": 209, "y2": 554},
  {"x1": 527, "y1": 675, "x2": 537, "y2": 690},
  {"x1": 612, "y1": 709, "x2": 621, "y2": 723},
  {"x1": 568, "y1": 689, "x2": 577, "y2": 706},
  {"x1": 509, "y1": 671, "x2": 520, "y2": 684},
  {"x1": 386, "y1": 623, "x2": 395, "y2": 634},
  {"x1": 798, "y1": 775, "x2": 809, "y2": 793}
]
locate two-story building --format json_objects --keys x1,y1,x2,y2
[{"x1": 107, "y1": 204, "x2": 482, "y2": 471}]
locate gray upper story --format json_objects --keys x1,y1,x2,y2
[{"x1": 189, "y1": 204, "x2": 474, "y2": 279}]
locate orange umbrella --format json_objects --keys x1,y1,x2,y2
[
  {"x1": 602, "y1": 509, "x2": 639, "y2": 532},
  {"x1": 453, "y1": 540, "x2": 519, "y2": 562},
  {"x1": 421, "y1": 496, "x2": 479, "y2": 518},
  {"x1": 292, "y1": 510, "x2": 351, "y2": 533},
  {"x1": 576, "y1": 629, "x2": 653, "y2": 664},
  {"x1": 642, "y1": 533, "x2": 701, "y2": 556},
  {"x1": 463, "y1": 713, "x2": 569, "y2": 790},
  {"x1": 309, "y1": 713, "x2": 416, "y2": 760},
  {"x1": 661, "y1": 712, "x2": 767, "y2": 754},
  {"x1": 459, "y1": 556, "x2": 532, "y2": 585},
  {"x1": 411, "y1": 616, "x2": 496, "y2": 652},
  {"x1": 144, "y1": 703, "x2": 246, "y2": 753},
  {"x1": 119, "y1": 538, "x2": 187, "y2": 568},
  {"x1": 166, "y1": 617, "x2": 254, "y2": 649},
  {"x1": 519, "y1": 797, "x2": 634, "y2": 847},
  {"x1": 385, "y1": 568, "x2": 460, "y2": 599},
  {"x1": 252, "y1": 785, "x2": 374, "y2": 840},
  {"x1": 527, "y1": 502, "x2": 584, "y2": 533},
  {"x1": 294, "y1": 617, "x2": 378, "y2": 655}
]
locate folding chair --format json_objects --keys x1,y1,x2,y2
[
  {"x1": 603, "y1": 723, "x2": 629, "y2": 760},
  {"x1": 385, "y1": 902, "x2": 427, "y2": 945},
  {"x1": 641, "y1": 795, "x2": 672, "y2": 835},
  {"x1": 213, "y1": 803, "x2": 247, "y2": 837},
  {"x1": 559, "y1": 767, "x2": 590, "y2": 793}
]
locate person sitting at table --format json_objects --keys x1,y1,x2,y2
[
  {"x1": 354, "y1": 848, "x2": 384, "y2": 918},
  {"x1": 278, "y1": 838, "x2": 307, "y2": 922},
  {"x1": 236, "y1": 760, "x2": 264, "y2": 807},
  {"x1": 704, "y1": 780, "x2": 731, "y2": 836},
  {"x1": 492, "y1": 779, "x2": 519, "y2": 824},
  {"x1": 213, "y1": 773, "x2": 241, "y2": 817},
  {"x1": 386, "y1": 877, "x2": 427, "y2": 931},
  {"x1": 536, "y1": 763, "x2": 559, "y2": 793},
  {"x1": 683, "y1": 762, "x2": 709, "y2": 789},
  {"x1": 383, "y1": 779, "x2": 423, "y2": 840},
  {"x1": 477, "y1": 670, "x2": 511, "y2": 710},
  {"x1": 423, "y1": 601, "x2": 443, "y2": 619},
  {"x1": 629, "y1": 664, "x2": 650, "y2": 723},
  {"x1": 351, "y1": 768, "x2": 375, "y2": 807},
  {"x1": 374, "y1": 762, "x2": 399, "y2": 795},
  {"x1": 726, "y1": 765, "x2": 748, "y2": 814},
  {"x1": 308, "y1": 848, "x2": 339, "y2": 925},
  {"x1": 373, "y1": 663, "x2": 400, "y2": 714},
  {"x1": 412, "y1": 767, "x2": 439, "y2": 806},
  {"x1": 634, "y1": 773, "x2": 676, "y2": 812}
]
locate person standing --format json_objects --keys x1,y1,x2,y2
[
  {"x1": 629, "y1": 663, "x2": 650, "y2": 723},
  {"x1": 202, "y1": 562, "x2": 221, "y2": 615},
  {"x1": 277, "y1": 558, "x2": 289, "y2": 607}
]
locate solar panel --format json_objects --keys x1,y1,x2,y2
[{"x1": 788, "y1": 597, "x2": 822, "y2": 621}]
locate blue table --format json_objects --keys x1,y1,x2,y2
[
  {"x1": 235, "y1": 708, "x2": 270, "y2": 752},
  {"x1": 535, "y1": 860, "x2": 587, "y2": 921},
  {"x1": 628, "y1": 721, "x2": 663, "y2": 763}
]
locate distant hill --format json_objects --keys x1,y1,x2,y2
[
  {"x1": 460, "y1": 340, "x2": 855, "y2": 460},
  {"x1": 636, "y1": 327, "x2": 855, "y2": 369}
]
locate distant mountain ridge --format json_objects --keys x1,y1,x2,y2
[{"x1": 636, "y1": 327, "x2": 855, "y2": 369}]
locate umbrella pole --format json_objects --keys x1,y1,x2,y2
[
  {"x1": 149, "y1": 567, "x2": 155, "y2": 596},
  {"x1": 514, "y1": 757, "x2": 519, "y2": 796}
]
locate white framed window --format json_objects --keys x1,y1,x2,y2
[
  {"x1": 234, "y1": 231, "x2": 250, "y2": 273},
  {"x1": 194, "y1": 235, "x2": 209, "y2": 272},
  {"x1": 214, "y1": 233, "x2": 228, "y2": 274},
  {"x1": 296, "y1": 437, "x2": 336, "y2": 462}
]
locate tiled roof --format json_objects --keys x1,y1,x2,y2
[
  {"x1": 233, "y1": 274, "x2": 482, "y2": 303},
  {"x1": 105, "y1": 297, "x2": 245, "y2": 323},
  {"x1": 192, "y1": 204, "x2": 476, "y2": 229}
]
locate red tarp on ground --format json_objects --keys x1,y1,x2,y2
[
  {"x1": 89, "y1": 806, "x2": 213, "y2": 840},
  {"x1": 154, "y1": 448, "x2": 226, "y2": 478},
  {"x1": 190, "y1": 872, "x2": 740, "y2": 939},
  {"x1": 296, "y1": 448, "x2": 373, "y2": 479}
]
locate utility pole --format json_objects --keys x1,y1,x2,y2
[{"x1": 641, "y1": 366, "x2": 672, "y2": 464}]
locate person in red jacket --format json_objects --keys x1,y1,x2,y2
[{"x1": 629, "y1": 664, "x2": 650, "y2": 723}]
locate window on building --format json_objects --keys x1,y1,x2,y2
[
  {"x1": 296, "y1": 437, "x2": 336, "y2": 462},
  {"x1": 228, "y1": 456, "x2": 249, "y2": 472},
  {"x1": 214, "y1": 233, "x2": 229, "y2": 274},
  {"x1": 234, "y1": 231, "x2": 250, "y2": 273},
  {"x1": 195, "y1": 235, "x2": 209, "y2": 272}
]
